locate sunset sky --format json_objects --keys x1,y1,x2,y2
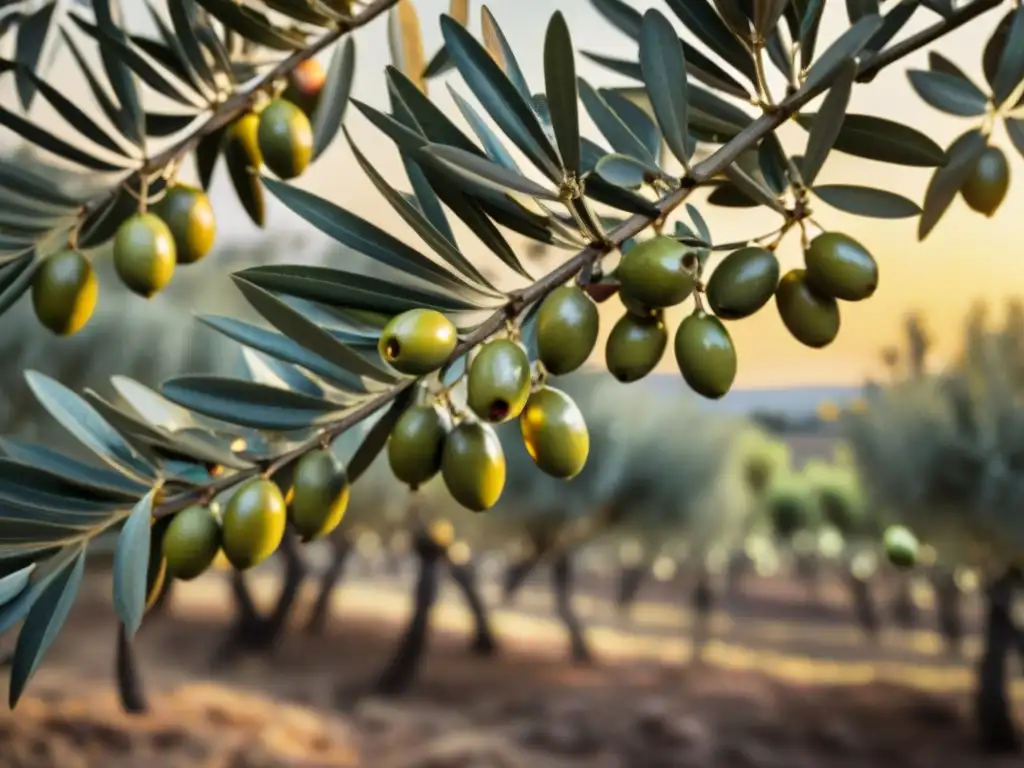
[{"x1": 16, "y1": 1, "x2": 1024, "y2": 388}]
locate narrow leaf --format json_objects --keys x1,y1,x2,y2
[
  {"x1": 799, "y1": 0, "x2": 826, "y2": 70},
  {"x1": 193, "y1": 0, "x2": 308, "y2": 50},
  {"x1": 423, "y1": 144, "x2": 560, "y2": 200},
  {"x1": 578, "y1": 79, "x2": 658, "y2": 165},
  {"x1": 225, "y1": 124, "x2": 265, "y2": 227},
  {"x1": 0, "y1": 565, "x2": 35, "y2": 609},
  {"x1": 312, "y1": 37, "x2": 356, "y2": 160},
  {"x1": 1006, "y1": 117, "x2": 1024, "y2": 162},
  {"x1": 795, "y1": 113, "x2": 946, "y2": 167},
  {"x1": 908, "y1": 70, "x2": 989, "y2": 117},
  {"x1": 113, "y1": 488, "x2": 159, "y2": 638},
  {"x1": 639, "y1": 9, "x2": 692, "y2": 171},
  {"x1": 812, "y1": 184, "x2": 921, "y2": 218},
  {"x1": 543, "y1": 11, "x2": 580, "y2": 175},
  {"x1": 169, "y1": 0, "x2": 218, "y2": 89},
  {"x1": 993, "y1": 7, "x2": 1024, "y2": 106},
  {"x1": 480, "y1": 5, "x2": 532, "y2": 104},
  {"x1": 161, "y1": 376, "x2": 343, "y2": 431},
  {"x1": 664, "y1": 0, "x2": 756, "y2": 83},
  {"x1": 723, "y1": 163, "x2": 786, "y2": 213},
  {"x1": 24, "y1": 371, "x2": 157, "y2": 482},
  {"x1": 589, "y1": 0, "x2": 641, "y2": 39},
  {"x1": 9, "y1": 546, "x2": 87, "y2": 708},
  {"x1": 0, "y1": 105, "x2": 127, "y2": 172},
  {"x1": 595, "y1": 153, "x2": 656, "y2": 189},
  {"x1": 388, "y1": 0, "x2": 426, "y2": 93},
  {"x1": 801, "y1": 58, "x2": 856, "y2": 186},
  {"x1": 802, "y1": 14, "x2": 883, "y2": 94},
  {"x1": 14, "y1": 2, "x2": 57, "y2": 110},
  {"x1": 918, "y1": 129, "x2": 987, "y2": 239},
  {"x1": 88, "y1": 0, "x2": 144, "y2": 145}
]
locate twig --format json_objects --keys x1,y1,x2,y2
[
  {"x1": 151, "y1": 0, "x2": 1003, "y2": 519},
  {"x1": 78, "y1": 0, "x2": 401, "y2": 220}
]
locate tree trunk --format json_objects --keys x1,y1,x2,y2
[
  {"x1": 373, "y1": 532, "x2": 444, "y2": 696},
  {"x1": 890, "y1": 574, "x2": 919, "y2": 629},
  {"x1": 615, "y1": 563, "x2": 648, "y2": 617},
  {"x1": 213, "y1": 536, "x2": 307, "y2": 661},
  {"x1": 794, "y1": 552, "x2": 821, "y2": 605},
  {"x1": 846, "y1": 571, "x2": 879, "y2": 641},
  {"x1": 691, "y1": 571, "x2": 713, "y2": 661},
  {"x1": 116, "y1": 623, "x2": 147, "y2": 715},
  {"x1": 448, "y1": 560, "x2": 498, "y2": 656},
  {"x1": 931, "y1": 569, "x2": 963, "y2": 658},
  {"x1": 501, "y1": 555, "x2": 539, "y2": 605},
  {"x1": 305, "y1": 538, "x2": 351, "y2": 636},
  {"x1": 974, "y1": 571, "x2": 1020, "y2": 753},
  {"x1": 725, "y1": 550, "x2": 752, "y2": 600},
  {"x1": 552, "y1": 554, "x2": 592, "y2": 664}
]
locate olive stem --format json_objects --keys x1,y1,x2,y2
[
  {"x1": 75, "y1": 0, "x2": 401, "y2": 223},
  {"x1": 146, "y1": 0, "x2": 1002, "y2": 521},
  {"x1": 752, "y1": 44, "x2": 776, "y2": 109}
]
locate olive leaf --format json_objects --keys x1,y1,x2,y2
[
  {"x1": 0, "y1": 564, "x2": 34, "y2": 609},
  {"x1": 543, "y1": 11, "x2": 580, "y2": 176},
  {"x1": 242, "y1": 348, "x2": 328, "y2": 400},
  {"x1": 1006, "y1": 117, "x2": 1024, "y2": 162},
  {"x1": 312, "y1": 37, "x2": 356, "y2": 160},
  {"x1": 795, "y1": 112, "x2": 945, "y2": 167},
  {"x1": 231, "y1": 277, "x2": 399, "y2": 384},
  {"x1": 801, "y1": 59, "x2": 856, "y2": 186},
  {"x1": 992, "y1": 6, "x2": 1024, "y2": 107},
  {"x1": 195, "y1": 124, "x2": 226, "y2": 191},
  {"x1": 0, "y1": 252, "x2": 40, "y2": 322},
  {"x1": 422, "y1": 144, "x2": 561, "y2": 200},
  {"x1": 811, "y1": 184, "x2": 922, "y2": 219},
  {"x1": 0, "y1": 439, "x2": 150, "y2": 498},
  {"x1": 802, "y1": 14, "x2": 882, "y2": 95},
  {"x1": 160, "y1": 376, "x2": 345, "y2": 431},
  {"x1": 169, "y1": 0, "x2": 218, "y2": 90},
  {"x1": 663, "y1": 0, "x2": 756, "y2": 84},
  {"x1": 595, "y1": 154, "x2": 657, "y2": 190},
  {"x1": 639, "y1": 8, "x2": 692, "y2": 172},
  {"x1": 86, "y1": 0, "x2": 144, "y2": 146},
  {"x1": 7, "y1": 545, "x2": 87, "y2": 708},
  {"x1": 0, "y1": 104, "x2": 129, "y2": 172},
  {"x1": 13, "y1": 1, "x2": 58, "y2": 110},
  {"x1": 918, "y1": 128, "x2": 988, "y2": 240},
  {"x1": 845, "y1": 0, "x2": 879, "y2": 23},
  {"x1": 193, "y1": 0, "x2": 308, "y2": 50},
  {"x1": 440, "y1": 13, "x2": 561, "y2": 182},
  {"x1": 24, "y1": 371, "x2": 158, "y2": 484},
  {"x1": 723, "y1": 163, "x2": 786, "y2": 213},
  {"x1": 113, "y1": 487, "x2": 159, "y2": 639},
  {"x1": 388, "y1": 0, "x2": 426, "y2": 93},
  {"x1": 589, "y1": 0, "x2": 642, "y2": 39},
  {"x1": 865, "y1": 0, "x2": 920, "y2": 54},
  {"x1": 479, "y1": 5, "x2": 532, "y2": 106},
  {"x1": 579, "y1": 79, "x2": 659, "y2": 167},
  {"x1": 224, "y1": 124, "x2": 265, "y2": 227},
  {"x1": 907, "y1": 69, "x2": 989, "y2": 117},
  {"x1": 600, "y1": 89, "x2": 661, "y2": 163},
  {"x1": 423, "y1": 0, "x2": 470, "y2": 79},
  {"x1": 448, "y1": 87, "x2": 520, "y2": 171},
  {"x1": 798, "y1": 0, "x2": 826, "y2": 70},
  {"x1": 754, "y1": 0, "x2": 791, "y2": 39}
]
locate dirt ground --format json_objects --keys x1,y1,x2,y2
[{"x1": 0, "y1": 565, "x2": 1022, "y2": 768}]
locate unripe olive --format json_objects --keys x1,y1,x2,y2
[
  {"x1": 257, "y1": 98, "x2": 314, "y2": 180},
  {"x1": 388, "y1": 404, "x2": 450, "y2": 487},
  {"x1": 804, "y1": 232, "x2": 878, "y2": 302},
  {"x1": 535, "y1": 285, "x2": 600, "y2": 375},
  {"x1": 674, "y1": 310, "x2": 737, "y2": 400},
  {"x1": 605, "y1": 311, "x2": 668, "y2": 383},
  {"x1": 466, "y1": 338, "x2": 532, "y2": 423},
  {"x1": 151, "y1": 184, "x2": 217, "y2": 265},
  {"x1": 960, "y1": 146, "x2": 1009, "y2": 217},
  {"x1": 31, "y1": 249, "x2": 97, "y2": 337},
  {"x1": 162, "y1": 505, "x2": 222, "y2": 581},
  {"x1": 378, "y1": 308, "x2": 458, "y2": 375},
  {"x1": 883, "y1": 525, "x2": 918, "y2": 570},
  {"x1": 775, "y1": 269, "x2": 841, "y2": 349},
  {"x1": 113, "y1": 213, "x2": 177, "y2": 298},
  {"x1": 519, "y1": 386, "x2": 590, "y2": 479},
  {"x1": 288, "y1": 449, "x2": 350, "y2": 541},
  {"x1": 615, "y1": 235, "x2": 696, "y2": 309},
  {"x1": 705, "y1": 246, "x2": 779, "y2": 320},
  {"x1": 441, "y1": 420, "x2": 506, "y2": 512},
  {"x1": 221, "y1": 477, "x2": 287, "y2": 570}
]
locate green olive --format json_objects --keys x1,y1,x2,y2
[
  {"x1": 151, "y1": 184, "x2": 217, "y2": 265},
  {"x1": 162, "y1": 505, "x2": 222, "y2": 581},
  {"x1": 883, "y1": 525, "x2": 918, "y2": 570},
  {"x1": 673, "y1": 310, "x2": 737, "y2": 400},
  {"x1": 441, "y1": 420, "x2": 506, "y2": 512},
  {"x1": 705, "y1": 246, "x2": 780, "y2": 320},
  {"x1": 388, "y1": 404, "x2": 451, "y2": 487},
  {"x1": 221, "y1": 478, "x2": 287, "y2": 570},
  {"x1": 31, "y1": 249, "x2": 98, "y2": 337},
  {"x1": 257, "y1": 99, "x2": 314, "y2": 180},
  {"x1": 378, "y1": 308, "x2": 458, "y2": 375},
  {"x1": 960, "y1": 146, "x2": 1009, "y2": 217},
  {"x1": 466, "y1": 338, "x2": 532, "y2": 423},
  {"x1": 605, "y1": 311, "x2": 668, "y2": 383},
  {"x1": 775, "y1": 269, "x2": 841, "y2": 349},
  {"x1": 804, "y1": 232, "x2": 878, "y2": 302},
  {"x1": 113, "y1": 213, "x2": 177, "y2": 298},
  {"x1": 287, "y1": 449, "x2": 350, "y2": 541},
  {"x1": 519, "y1": 386, "x2": 590, "y2": 479},
  {"x1": 535, "y1": 285, "x2": 600, "y2": 375},
  {"x1": 615, "y1": 235, "x2": 697, "y2": 309}
]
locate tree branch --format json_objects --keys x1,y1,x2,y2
[
  {"x1": 79, "y1": 0, "x2": 400, "y2": 218},
  {"x1": 151, "y1": 0, "x2": 1002, "y2": 519}
]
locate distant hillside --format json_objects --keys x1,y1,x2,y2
[{"x1": 637, "y1": 374, "x2": 865, "y2": 418}]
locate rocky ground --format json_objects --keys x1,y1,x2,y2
[{"x1": 0, "y1": 564, "x2": 1021, "y2": 768}]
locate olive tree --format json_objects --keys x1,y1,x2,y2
[
  {"x1": 842, "y1": 310, "x2": 1024, "y2": 753},
  {"x1": 0, "y1": 0, "x2": 1019, "y2": 734}
]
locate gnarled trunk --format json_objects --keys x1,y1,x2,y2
[
  {"x1": 846, "y1": 571, "x2": 879, "y2": 641},
  {"x1": 305, "y1": 538, "x2": 351, "y2": 635},
  {"x1": 373, "y1": 532, "x2": 444, "y2": 696},
  {"x1": 553, "y1": 554, "x2": 592, "y2": 664},
  {"x1": 449, "y1": 560, "x2": 498, "y2": 656},
  {"x1": 890, "y1": 574, "x2": 918, "y2": 629},
  {"x1": 615, "y1": 563, "x2": 648, "y2": 617},
  {"x1": 931, "y1": 568, "x2": 963, "y2": 658},
  {"x1": 974, "y1": 571, "x2": 1020, "y2": 754},
  {"x1": 691, "y1": 571, "x2": 713, "y2": 661}
]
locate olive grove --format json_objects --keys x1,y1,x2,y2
[{"x1": 0, "y1": 0, "x2": 1022, "y2": 754}]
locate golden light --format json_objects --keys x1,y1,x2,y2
[
  {"x1": 448, "y1": 540, "x2": 471, "y2": 565},
  {"x1": 230, "y1": 437, "x2": 248, "y2": 452},
  {"x1": 618, "y1": 539, "x2": 643, "y2": 566},
  {"x1": 955, "y1": 566, "x2": 980, "y2": 593},
  {"x1": 652, "y1": 555, "x2": 676, "y2": 581},
  {"x1": 356, "y1": 530, "x2": 381, "y2": 558},
  {"x1": 847, "y1": 397, "x2": 869, "y2": 413},
  {"x1": 430, "y1": 518, "x2": 455, "y2": 548},
  {"x1": 817, "y1": 400, "x2": 840, "y2": 422}
]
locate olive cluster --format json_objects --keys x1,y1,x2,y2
[
  {"x1": 378, "y1": 308, "x2": 592, "y2": 512},
  {"x1": 159, "y1": 448, "x2": 350, "y2": 582},
  {"x1": 30, "y1": 62, "x2": 326, "y2": 338}
]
